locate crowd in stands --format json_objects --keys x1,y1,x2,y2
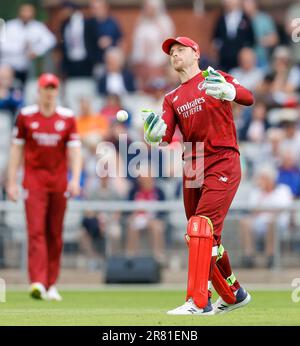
[{"x1": 1, "y1": 0, "x2": 300, "y2": 268}]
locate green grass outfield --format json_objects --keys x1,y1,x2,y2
[{"x1": 0, "y1": 289, "x2": 299, "y2": 326}]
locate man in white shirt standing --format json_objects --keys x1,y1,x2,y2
[{"x1": 0, "y1": 3, "x2": 56, "y2": 85}]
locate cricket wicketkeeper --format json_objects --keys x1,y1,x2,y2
[
  {"x1": 142, "y1": 36, "x2": 254, "y2": 315},
  {"x1": 6, "y1": 73, "x2": 82, "y2": 301}
]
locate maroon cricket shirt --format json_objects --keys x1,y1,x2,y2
[
  {"x1": 13, "y1": 105, "x2": 81, "y2": 192},
  {"x1": 162, "y1": 71, "x2": 254, "y2": 159}
]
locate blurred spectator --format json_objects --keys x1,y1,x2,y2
[
  {"x1": 277, "y1": 148, "x2": 300, "y2": 198},
  {"x1": 240, "y1": 165, "x2": 293, "y2": 268},
  {"x1": 0, "y1": 3, "x2": 56, "y2": 85},
  {"x1": 243, "y1": 0, "x2": 278, "y2": 69},
  {"x1": 213, "y1": 0, "x2": 255, "y2": 71},
  {"x1": 60, "y1": 2, "x2": 98, "y2": 78},
  {"x1": 89, "y1": 0, "x2": 123, "y2": 71},
  {"x1": 105, "y1": 118, "x2": 131, "y2": 148},
  {"x1": 85, "y1": 145, "x2": 129, "y2": 201},
  {"x1": 80, "y1": 211, "x2": 106, "y2": 270},
  {"x1": 254, "y1": 73, "x2": 280, "y2": 109},
  {"x1": 245, "y1": 101, "x2": 269, "y2": 143},
  {"x1": 269, "y1": 46, "x2": 300, "y2": 94},
  {"x1": 100, "y1": 94, "x2": 131, "y2": 126},
  {"x1": 145, "y1": 78, "x2": 169, "y2": 114},
  {"x1": 285, "y1": 0, "x2": 300, "y2": 65},
  {"x1": 232, "y1": 152, "x2": 254, "y2": 205},
  {"x1": 232, "y1": 103, "x2": 247, "y2": 140},
  {"x1": 250, "y1": 110, "x2": 300, "y2": 174},
  {"x1": 0, "y1": 65, "x2": 23, "y2": 122},
  {"x1": 229, "y1": 47, "x2": 264, "y2": 91},
  {"x1": 279, "y1": 109, "x2": 300, "y2": 165},
  {"x1": 131, "y1": 0, "x2": 175, "y2": 90},
  {"x1": 97, "y1": 47, "x2": 136, "y2": 96},
  {"x1": 140, "y1": 77, "x2": 182, "y2": 143},
  {"x1": 255, "y1": 47, "x2": 300, "y2": 107},
  {"x1": 76, "y1": 97, "x2": 109, "y2": 147},
  {"x1": 125, "y1": 174, "x2": 166, "y2": 263},
  {"x1": 100, "y1": 94, "x2": 122, "y2": 121},
  {"x1": 103, "y1": 120, "x2": 137, "y2": 180},
  {"x1": 82, "y1": 152, "x2": 129, "y2": 257},
  {"x1": 255, "y1": 128, "x2": 284, "y2": 169}
]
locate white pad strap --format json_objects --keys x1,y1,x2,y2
[{"x1": 212, "y1": 246, "x2": 218, "y2": 257}]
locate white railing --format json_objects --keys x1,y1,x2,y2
[
  {"x1": 0, "y1": 200, "x2": 299, "y2": 270},
  {"x1": 0, "y1": 200, "x2": 300, "y2": 212}
]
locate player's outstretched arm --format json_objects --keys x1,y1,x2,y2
[
  {"x1": 203, "y1": 67, "x2": 254, "y2": 106},
  {"x1": 222, "y1": 71, "x2": 254, "y2": 106}
]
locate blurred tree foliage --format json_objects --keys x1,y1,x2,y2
[{"x1": 1, "y1": 0, "x2": 46, "y2": 21}]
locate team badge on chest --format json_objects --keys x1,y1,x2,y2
[
  {"x1": 55, "y1": 120, "x2": 65, "y2": 132},
  {"x1": 30, "y1": 121, "x2": 39, "y2": 130}
]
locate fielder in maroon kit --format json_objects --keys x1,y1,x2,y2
[
  {"x1": 143, "y1": 37, "x2": 254, "y2": 315},
  {"x1": 7, "y1": 74, "x2": 82, "y2": 301}
]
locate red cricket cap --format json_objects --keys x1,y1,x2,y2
[
  {"x1": 38, "y1": 73, "x2": 60, "y2": 88},
  {"x1": 162, "y1": 36, "x2": 200, "y2": 55}
]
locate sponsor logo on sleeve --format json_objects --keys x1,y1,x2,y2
[{"x1": 198, "y1": 81, "x2": 206, "y2": 91}]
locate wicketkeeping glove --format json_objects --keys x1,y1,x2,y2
[
  {"x1": 202, "y1": 66, "x2": 236, "y2": 102},
  {"x1": 141, "y1": 109, "x2": 167, "y2": 146}
]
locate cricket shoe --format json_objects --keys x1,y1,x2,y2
[
  {"x1": 47, "y1": 286, "x2": 63, "y2": 301},
  {"x1": 213, "y1": 287, "x2": 251, "y2": 315},
  {"x1": 29, "y1": 282, "x2": 48, "y2": 300},
  {"x1": 167, "y1": 298, "x2": 214, "y2": 315}
]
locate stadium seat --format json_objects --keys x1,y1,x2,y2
[{"x1": 64, "y1": 78, "x2": 97, "y2": 115}]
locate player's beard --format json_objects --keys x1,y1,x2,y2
[{"x1": 172, "y1": 60, "x2": 184, "y2": 72}]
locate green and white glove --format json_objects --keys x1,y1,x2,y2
[
  {"x1": 202, "y1": 66, "x2": 236, "y2": 101},
  {"x1": 141, "y1": 109, "x2": 167, "y2": 146}
]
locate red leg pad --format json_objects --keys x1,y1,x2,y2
[
  {"x1": 212, "y1": 265, "x2": 236, "y2": 304},
  {"x1": 186, "y1": 215, "x2": 213, "y2": 308}
]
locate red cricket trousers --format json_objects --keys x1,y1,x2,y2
[
  {"x1": 183, "y1": 150, "x2": 241, "y2": 246},
  {"x1": 24, "y1": 189, "x2": 67, "y2": 288}
]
